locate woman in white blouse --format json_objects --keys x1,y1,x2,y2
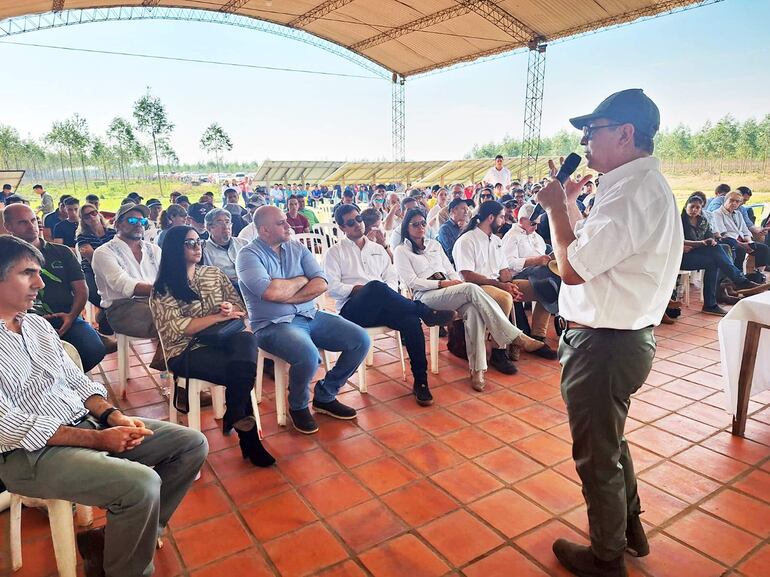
[
  {"x1": 426, "y1": 187, "x2": 449, "y2": 233},
  {"x1": 394, "y1": 209, "x2": 544, "y2": 391}
]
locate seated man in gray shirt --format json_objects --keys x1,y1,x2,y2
[
  {"x1": 0, "y1": 235, "x2": 207, "y2": 577},
  {"x1": 201, "y1": 207, "x2": 248, "y2": 289},
  {"x1": 236, "y1": 206, "x2": 370, "y2": 435}
]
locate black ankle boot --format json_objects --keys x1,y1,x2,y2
[{"x1": 235, "y1": 417, "x2": 275, "y2": 468}]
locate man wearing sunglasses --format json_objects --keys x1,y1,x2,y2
[
  {"x1": 92, "y1": 204, "x2": 161, "y2": 339},
  {"x1": 537, "y1": 89, "x2": 682, "y2": 576},
  {"x1": 326, "y1": 205, "x2": 453, "y2": 406}
]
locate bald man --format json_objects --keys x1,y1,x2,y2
[{"x1": 236, "y1": 206, "x2": 370, "y2": 435}]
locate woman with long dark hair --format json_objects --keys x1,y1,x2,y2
[
  {"x1": 394, "y1": 209, "x2": 543, "y2": 391},
  {"x1": 156, "y1": 204, "x2": 188, "y2": 249},
  {"x1": 151, "y1": 226, "x2": 274, "y2": 467}
]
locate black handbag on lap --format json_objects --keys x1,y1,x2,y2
[{"x1": 173, "y1": 318, "x2": 246, "y2": 413}]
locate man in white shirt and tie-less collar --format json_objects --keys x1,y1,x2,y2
[
  {"x1": 537, "y1": 89, "x2": 682, "y2": 577},
  {"x1": 92, "y1": 203, "x2": 161, "y2": 339},
  {"x1": 325, "y1": 205, "x2": 453, "y2": 406},
  {"x1": 483, "y1": 155, "x2": 512, "y2": 191}
]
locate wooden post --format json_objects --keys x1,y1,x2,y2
[{"x1": 731, "y1": 321, "x2": 767, "y2": 436}]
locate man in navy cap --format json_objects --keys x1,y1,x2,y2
[{"x1": 537, "y1": 89, "x2": 683, "y2": 576}]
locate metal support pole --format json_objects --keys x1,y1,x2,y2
[
  {"x1": 392, "y1": 73, "x2": 406, "y2": 182},
  {"x1": 521, "y1": 39, "x2": 546, "y2": 179}
]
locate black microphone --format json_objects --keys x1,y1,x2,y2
[{"x1": 529, "y1": 153, "x2": 583, "y2": 223}]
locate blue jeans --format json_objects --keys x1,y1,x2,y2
[
  {"x1": 255, "y1": 311, "x2": 370, "y2": 410},
  {"x1": 680, "y1": 245, "x2": 746, "y2": 308},
  {"x1": 61, "y1": 316, "x2": 107, "y2": 373}
]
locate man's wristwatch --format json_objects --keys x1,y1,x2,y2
[{"x1": 98, "y1": 407, "x2": 120, "y2": 426}]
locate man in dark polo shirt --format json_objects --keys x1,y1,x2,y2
[
  {"x1": 52, "y1": 196, "x2": 80, "y2": 247},
  {"x1": 4, "y1": 204, "x2": 106, "y2": 372},
  {"x1": 42, "y1": 194, "x2": 72, "y2": 241}
]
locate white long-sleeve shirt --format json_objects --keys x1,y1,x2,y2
[
  {"x1": 394, "y1": 239, "x2": 459, "y2": 299},
  {"x1": 91, "y1": 236, "x2": 161, "y2": 308},
  {"x1": 452, "y1": 227, "x2": 507, "y2": 280},
  {"x1": 501, "y1": 224, "x2": 548, "y2": 273},
  {"x1": 325, "y1": 236, "x2": 397, "y2": 311}
]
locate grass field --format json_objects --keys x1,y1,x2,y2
[{"x1": 11, "y1": 171, "x2": 770, "y2": 222}]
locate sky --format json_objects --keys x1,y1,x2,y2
[{"x1": 0, "y1": 0, "x2": 768, "y2": 164}]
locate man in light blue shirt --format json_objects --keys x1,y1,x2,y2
[{"x1": 236, "y1": 206, "x2": 370, "y2": 434}]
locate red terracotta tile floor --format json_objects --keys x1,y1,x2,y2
[{"x1": 4, "y1": 300, "x2": 770, "y2": 577}]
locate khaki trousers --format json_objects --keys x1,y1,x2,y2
[{"x1": 481, "y1": 283, "x2": 551, "y2": 337}]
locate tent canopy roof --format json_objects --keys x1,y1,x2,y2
[{"x1": 1, "y1": 1, "x2": 704, "y2": 76}]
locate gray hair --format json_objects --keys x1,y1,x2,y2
[
  {"x1": 204, "y1": 207, "x2": 231, "y2": 227},
  {"x1": 0, "y1": 235, "x2": 44, "y2": 281}
]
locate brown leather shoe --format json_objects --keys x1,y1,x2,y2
[
  {"x1": 76, "y1": 527, "x2": 105, "y2": 577},
  {"x1": 661, "y1": 313, "x2": 675, "y2": 325}
]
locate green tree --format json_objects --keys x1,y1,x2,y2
[
  {"x1": 0, "y1": 125, "x2": 22, "y2": 169},
  {"x1": 107, "y1": 117, "x2": 138, "y2": 190},
  {"x1": 69, "y1": 113, "x2": 91, "y2": 190},
  {"x1": 91, "y1": 137, "x2": 113, "y2": 183},
  {"x1": 45, "y1": 120, "x2": 78, "y2": 191},
  {"x1": 133, "y1": 90, "x2": 174, "y2": 193},
  {"x1": 199, "y1": 123, "x2": 233, "y2": 178}
]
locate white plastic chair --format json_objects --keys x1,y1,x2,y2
[
  {"x1": 116, "y1": 333, "x2": 145, "y2": 400},
  {"x1": 402, "y1": 285, "x2": 441, "y2": 375},
  {"x1": 256, "y1": 348, "x2": 332, "y2": 426},
  {"x1": 294, "y1": 233, "x2": 328, "y2": 265},
  {"x1": 311, "y1": 223, "x2": 340, "y2": 250},
  {"x1": 358, "y1": 327, "x2": 406, "y2": 393},
  {"x1": 677, "y1": 271, "x2": 692, "y2": 307}
]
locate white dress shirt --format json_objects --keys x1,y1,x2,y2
[
  {"x1": 453, "y1": 227, "x2": 507, "y2": 280},
  {"x1": 711, "y1": 206, "x2": 751, "y2": 239},
  {"x1": 325, "y1": 236, "x2": 397, "y2": 311},
  {"x1": 92, "y1": 236, "x2": 161, "y2": 308},
  {"x1": 501, "y1": 224, "x2": 548, "y2": 273},
  {"x1": 560, "y1": 156, "x2": 683, "y2": 330},
  {"x1": 238, "y1": 222, "x2": 258, "y2": 242},
  {"x1": 394, "y1": 240, "x2": 460, "y2": 299},
  {"x1": 483, "y1": 166, "x2": 512, "y2": 189}
]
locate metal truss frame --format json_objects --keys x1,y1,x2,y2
[
  {"x1": 392, "y1": 73, "x2": 406, "y2": 166},
  {"x1": 521, "y1": 40, "x2": 546, "y2": 179},
  {"x1": 0, "y1": 6, "x2": 390, "y2": 79}
]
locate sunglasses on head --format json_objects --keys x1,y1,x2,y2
[
  {"x1": 343, "y1": 215, "x2": 363, "y2": 227},
  {"x1": 125, "y1": 216, "x2": 148, "y2": 226},
  {"x1": 183, "y1": 239, "x2": 204, "y2": 248}
]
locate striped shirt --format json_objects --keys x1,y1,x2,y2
[{"x1": 0, "y1": 314, "x2": 108, "y2": 452}]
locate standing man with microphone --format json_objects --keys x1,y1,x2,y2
[{"x1": 537, "y1": 89, "x2": 683, "y2": 577}]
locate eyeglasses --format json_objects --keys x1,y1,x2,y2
[
  {"x1": 409, "y1": 220, "x2": 427, "y2": 228},
  {"x1": 183, "y1": 239, "x2": 204, "y2": 248},
  {"x1": 582, "y1": 123, "x2": 623, "y2": 140},
  {"x1": 343, "y1": 215, "x2": 363, "y2": 228},
  {"x1": 125, "y1": 216, "x2": 149, "y2": 226},
  {"x1": 82, "y1": 211, "x2": 98, "y2": 219}
]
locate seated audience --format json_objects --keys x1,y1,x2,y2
[
  {"x1": 4, "y1": 204, "x2": 107, "y2": 372},
  {"x1": 236, "y1": 206, "x2": 370, "y2": 435},
  {"x1": 453, "y1": 201, "x2": 557, "y2": 358},
  {"x1": 712, "y1": 191, "x2": 769, "y2": 280},
  {"x1": 0, "y1": 234, "x2": 208, "y2": 577},
  {"x1": 680, "y1": 196, "x2": 768, "y2": 315},
  {"x1": 43, "y1": 194, "x2": 71, "y2": 241},
  {"x1": 286, "y1": 195, "x2": 310, "y2": 234},
  {"x1": 75, "y1": 203, "x2": 117, "y2": 309},
  {"x1": 174, "y1": 195, "x2": 191, "y2": 211},
  {"x1": 150, "y1": 226, "x2": 274, "y2": 467},
  {"x1": 92, "y1": 204, "x2": 161, "y2": 339},
  {"x1": 427, "y1": 187, "x2": 449, "y2": 233},
  {"x1": 156, "y1": 204, "x2": 188, "y2": 249},
  {"x1": 437, "y1": 198, "x2": 472, "y2": 265},
  {"x1": 326, "y1": 205, "x2": 453, "y2": 406},
  {"x1": 332, "y1": 189, "x2": 359, "y2": 218},
  {"x1": 297, "y1": 195, "x2": 319, "y2": 227},
  {"x1": 202, "y1": 208, "x2": 248, "y2": 287},
  {"x1": 360, "y1": 207, "x2": 393, "y2": 259},
  {"x1": 186, "y1": 203, "x2": 212, "y2": 241},
  {"x1": 394, "y1": 208, "x2": 545, "y2": 391},
  {"x1": 390, "y1": 196, "x2": 421, "y2": 248},
  {"x1": 705, "y1": 183, "x2": 731, "y2": 212},
  {"x1": 144, "y1": 198, "x2": 162, "y2": 244},
  {"x1": 52, "y1": 196, "x2": 80, "y2": 247}
]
